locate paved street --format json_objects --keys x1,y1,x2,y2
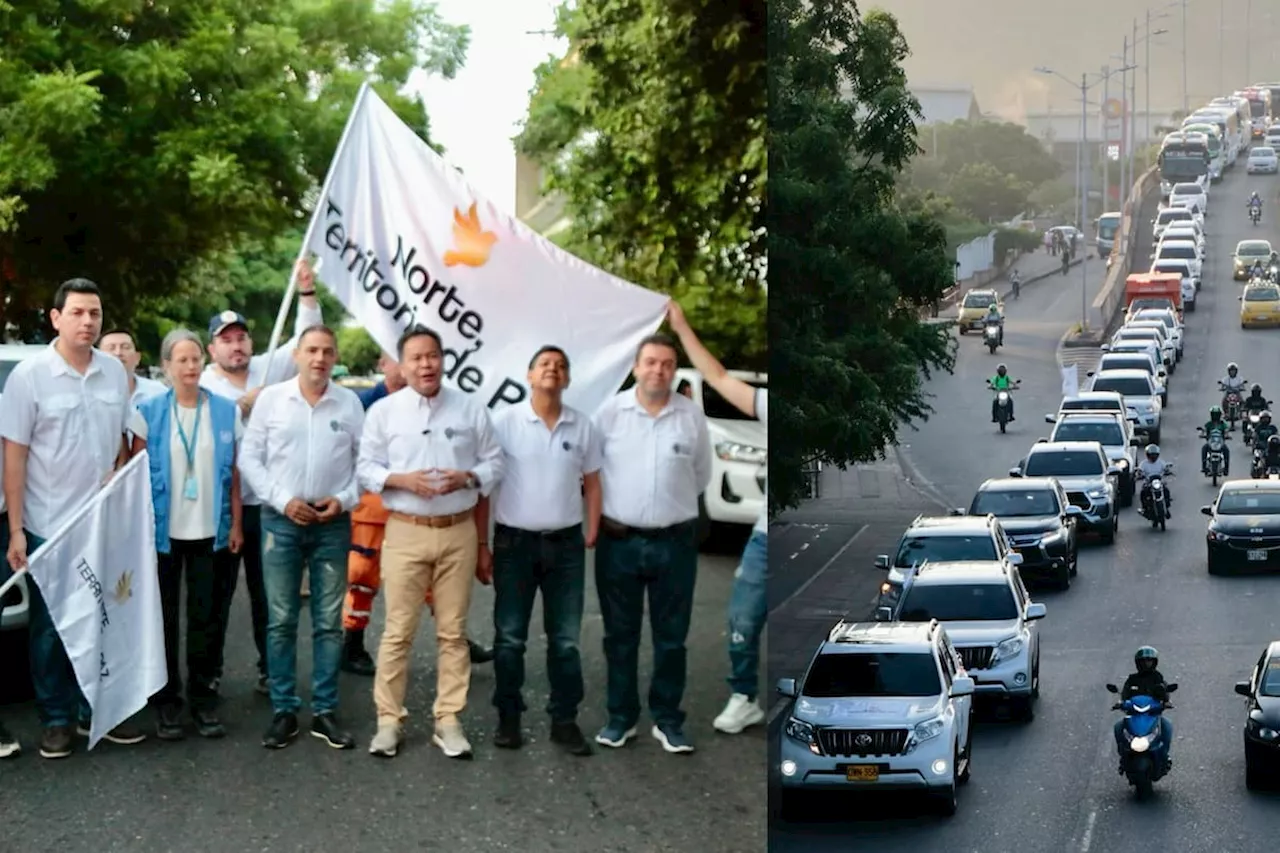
[
  {"x1": 770, "y1": 164, "x2": 1280, "y2": 851},
  {"x1": 0, "y1": 543, "x2": 765, "y2": 853}
]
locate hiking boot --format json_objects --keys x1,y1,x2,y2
[
  {"x1": 469, "y1": 640, "x2": 494, "y2": 664},
  {"x1": 433, "y1": 718, "x2": 473, "y2": 759},
  {"x1": 310, "y1": 713, "x2": 355, "y2": 749},
  {"x1": 341, "y1": 630, "x2": 376, "y2": 676},
  {"x1": 713, "y1": 694, "x2": 765, "y2": 734},
  {"x1": 0, "y1": 722, "x2": 19, "y2": 759},
  {"x1": 156, "y1": 705, "x2": 185, "y2": 741},
  {"x1": 192, "y1": 708, "x2": 226, "y2": 739},
  {"x1": 550, "y1": 721, "x2": 593, "y2": 756},
  {"x1": 39, "y1": 725, "x2": 74, "y2": 759},
  {"x1": 262, "y1": 712, "x2": 299, "y2": 749},
  {"x1": 369, "y1": 721, "x2": 401, "y2": 758},
  {"x1": 493, "y1": 714, "x2": 523, "y2": 749}
]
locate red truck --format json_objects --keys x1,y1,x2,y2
[{"x1": 1124, "y1": 272, "x2": 1184, "y2": 320}]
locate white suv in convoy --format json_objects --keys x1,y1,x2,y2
[
  {"x1": 1150, "y1": 259, "x2": 1198, "y2": 311},
  {"x1": 673, "y1": 368, "x2": 767, "y2": 529},
  {"x1": 1089, "y1": 368, "x2": 1164, "y2": 443},
  {"x1": 1165, "y1": 182, "x2": 1209, "y2": 216},
  {"x1": 878, "y1": 562, "x2": 1047, "y2": 720},
  {"x1": 776, "y1": 619, "x2": 975, "y2": 818}
]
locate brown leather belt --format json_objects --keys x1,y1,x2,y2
[{"x1": 388, "y1": 508, "x2": 474, "y2": 529}]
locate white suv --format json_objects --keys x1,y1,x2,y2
[
  {"x1": 776, "y1": 619, "x2": 975, "y2": 818},
  {"x1": 879, "y1": 562, "x2": 1047, "y2": 719},
  {"x1": 673, "y1": 368, "x2": 766, "y2": 529},
  {"x1": 1166, "y1": 182, "x2": 1208, "y2": 216}
]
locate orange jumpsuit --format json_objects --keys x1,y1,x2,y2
[{"x1": 344, "y1": 492, "x2": 433, "y2": 630}]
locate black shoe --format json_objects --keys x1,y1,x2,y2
[
  {"x1": 310, "y1": 713, "x2": 355, "y2": 749},
  {"x1": 493, "y1": 715, "x2": 523, "y2": 749},
  {"x1": 39, "y1": 725, "x2": 74, "y2": 760},
  {"x1": 192, "y1": 707, "x2": 226, "y2": 739},
  {"x1": 469, "y1": 640, "x2": 494, "y2": 664},
  {"x1": 342, "y1": 631, "x2": 377, "y2": 676},
  {"x1": 89, "y1": 722, "x2": 147, "y2": 745},
  {"x1": 262, "y1": 712, "x2": 299, "y2": 749},
  {"x1": 550, "y1": 721, "x2": 594, "y2": 756},
  {"x1": 156, "y1": 705, "x2": 185, "y2": 741}
]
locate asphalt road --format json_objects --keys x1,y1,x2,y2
[
  {"x1": 769, "y1": 161, "x2": 1280, "y2": 852},
  {"x1": 0, "y1": 539, "x2": 765, "y2": 853}
]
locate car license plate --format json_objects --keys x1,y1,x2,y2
[
  {"x1": 1248, "y1": 549, "x2": 1268, "y2": 561},
  {"x1": 846, "y1": 765, "x2": 878, "y2": 782}
]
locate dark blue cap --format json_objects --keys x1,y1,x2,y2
[{"x1": 208, "y1": 310, "x2": 248, "y2": 338}]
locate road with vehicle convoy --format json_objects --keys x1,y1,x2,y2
[{"x1": 769, "y1": 162, "x2": 1280, "y2": 853}]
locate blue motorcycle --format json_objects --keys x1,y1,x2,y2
[{"x1": 1106, "y1": 681, "x2": 1178, "y2": 800}]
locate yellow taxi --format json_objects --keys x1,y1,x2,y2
[
  {"x1": 1233, "y1": 239, "x2": 1273, "y2": 280},
  {"x1": 957, "y1": 288, "x2": 1003, "y2": 333},
  {"x1": 1241, "y1": 281, "x2": 1280, "y2": 328}
]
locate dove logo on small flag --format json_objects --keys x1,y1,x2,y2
[{"x1": 1061, "y1": 364, "x2": 1080, "y2": 398}]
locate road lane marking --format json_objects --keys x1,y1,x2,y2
[{"x1": 1080, "y1": 808, "x2": 1097, "y2": 852}]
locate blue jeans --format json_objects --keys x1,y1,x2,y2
[
  {"x1": 491, "y1": 524, "x2": 586, "y2": 723},
  {"x1": 1114, "y1": 716, "x2": 1173, "y2": 763},
  {"x1": 21, "y1": 529, "x2": 92, "y2": 729},
  {"x1": 595, "y1": 520, "x2": 698, "y2": 729},
  {"x1": 727, "y1": 530, "x2": 768, "y2": 698},
  {"x1": 260, "y1": 509, "x2": 350, "y2": 716}
]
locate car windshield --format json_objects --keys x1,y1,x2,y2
[
  {"x1": 1154, "y1": 263, "x2": 1191, "y2": 276},
  {"x1": 1061, "y1": 400, "x2": 1123, "y2": 413},
  {"x1": 898, "y1": 583, "x2": 1019, "y2": 622},
  {"x1": 1172, "y1": 183, "x2": 1201, "y2": 194},
  {"x1": 1054, "y1": 420, "x2": 1125, "y2": 445},
  {"x1": 1158, "y1": 245, "x2": 1196, "y2": 260},
  {"x1": 970, "y1": 489, "x2": 1059, "y2": 517},
  {"x1": 1238, "y1": 242, "x2": 1272, "y2": 256},
  {"x1": 1157, "y1": 211, "x2": 1191, "y2": 224},
  {"x1": 963, "y1": 292, "x2": 996, "y2": 308},
  {"x1": 702, "y1": 379, "x2": 765, "y2": 421},
  {"x1": 1024, "y1": 450, "x2": 1104, "y2": 476},
  {"x1": 1261, "y1": 659, "x2": 1280, "y2": 698},
  {"x1": 1215, "y1": 489, "x2": 1280, "y2": 514},
  {"x1": 1253, "y1": 148, "x2": 1276, "y2": 157},
  {"x1": 1134, "y1": 314, "x2": 1174, "y2": 329},
  {"x1": 1245, "y1": 287, "x2": 1280, "y2": 302},
  {"x1": 894, "y1": 534, "x2": 997, "y2": 566},
  {"x1": 1098, "y1": 218, "x2": 1120, "y2": 240},
  {"x1": 1163, "y1": 228, "x2": 1198, "y2": 240},
  {"x1": 803, "y1": 652, "x2": 941, "y2": 698},
  {"x1": 1092, "y1": 377, "x2": 1154, "y2": 397}
]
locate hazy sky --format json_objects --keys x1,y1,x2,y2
[{"x1": 408, "y1": 0, "x2": 565, "y2": 213}]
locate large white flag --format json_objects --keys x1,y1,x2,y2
[
  {"x1": 301, "y1": 83, "x2": 669, "y2": 414},
  {"x1": 26, "y1": 452, "x2": 166, "y2": 749}
]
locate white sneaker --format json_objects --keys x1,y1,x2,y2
[
  {"x1": 368, "y1": 722, "x2": 400, "y2": 757},
  {"x1": 433, "y1": 720, "x2": 473, "y2": 759},
  {"x1": 713, "y1": 694, "x2": 765, "y2": 734}
]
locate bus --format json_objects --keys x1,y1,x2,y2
[
  {"x1": 1214, "y1": 97, "x2": 1252, "y2": 149},
  {"x1": 1180, "y1": 122, "x2": 1226, "y2": 181},
  {"x1": 1095, "y1": 212, "x2": 1122, "y2": 257},
  {"x1": 1190, "y1": 108, "x2": 1241, "y2": 163},
  {"x1": 1239, "y1": 87, "x2": 1273, "y2": 137},
  {"x1": 1256, "y1": 83, "x2": 1280, "y2": 114},
  {"x1": 1158, "y1": 132, "x2": 1210, "y2": 195}
]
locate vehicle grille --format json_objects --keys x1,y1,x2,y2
[
  {"x1": 1067, "y1": 492, "x2": 1092, "y2": 510},
  {"x1": 957, "y1": 646, "x2": 994, "y2": 671},
  {"x1": 1009, "y1": 534, "x2": 1044, "y2": 548},
  {"x1": 1228, "y1": 537, "x2": 1280, "y2": 550},
  {"x1": 818, "y1": 728, "x2": 909, "y2": 757}
]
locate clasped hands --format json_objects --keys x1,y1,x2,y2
[
  {"x1": 399, "y1": 468, "x2": 472, "y2": 498},
  {"x1": 284, "y1": 496, "x2": 344, "y2": 526}
]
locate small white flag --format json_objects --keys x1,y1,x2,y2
[
  {"x1": 1061, "y1": 364, "x2": 1080, "y2": 398},
  {"x1": 26, "y1": 452, "x2": 166, "y2": 749}
]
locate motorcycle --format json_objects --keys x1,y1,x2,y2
[
  {"x1": 1252, "y1": 445, "x2": 1267, "y2": 479},
  {"x1": 983, "y1": 319, "x2": 1002, "y2": 353},
  {"x1": 1106, "y1": 682, "x2": 1178, "y2": 801},
  {"x1": 1271, "y1": 263, "x2": 1280, "y2": 284},
  {"x1": 1251, "y1": 203, "x2": 1262, "y2": 225},
  {"x1": 1221, "y1": 386, "x2": 1246, "y2": 425},
  {"x1": 1200, "y1": 428, "x2": 1230, "y2": 486},
  {"x1": 1244, "y1": 412, "x2": 1262, "y2": 445},
  {"x1": 987, "y1": 379, "x2": 1020, "y2": 434},
  {"x1": 1138, "y1": 466, "x2": 1172, "y2": 530}
]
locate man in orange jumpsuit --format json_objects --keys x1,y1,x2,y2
[{"x1": 342, "y1": 353, "x2": 494, "y2": 675}]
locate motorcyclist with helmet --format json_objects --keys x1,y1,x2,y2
[
  {"x1": 1243, "y1": 384, "x2": 1269, "y2": 442},
  {"x1": 985, "y1": 303, "x2": 1004, "y2": 345},
  {"x1": 1256, "y1": 411, "x2": 1279, "y2": 448},
  {"x1": 987, "y1": 364, "x2": 1018, "y2": 422},
  {"x1": 1270, "y1": 252, "x2": 1280, "y2": 283},
  {"x1": 1200, "y1": 406, "x2": 1231, "y2": 476},
  {"x1": 1113, "y1": 646, "x2": 1174, "y2": 775},
  {"x1": 1221, "y1": 363, "x2": 1249, "y2": 414},
  {"x1": 1250, "y1": 191, "x2": 1263, "y2": 217},
  {"x1": 1251, "y1": 259, "x2": 1267, "y2": 279},
  {"x1": 1265, "y1": 434, "x2": 1280, "y2": 476},
  {"x1": 1136, "y1": 444, "x2": 1171, "y2": 517}
]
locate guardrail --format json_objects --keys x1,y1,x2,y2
[{"x1": 1090, "y1": 164, "x2": 1160, "y2": 334}]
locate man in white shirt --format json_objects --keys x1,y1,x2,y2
[
  {"x1": 592, "y1": 333, "x2": 711, "y2": 755},
  {"x1": 667, "y1": 301, "x2": 768, "y2": 735},
  {"x1": 238, "y1": 324, "x2": 362, "y2": 750},
  {"x1": 202, "y1": 261, "x2": 323, "y2": 697},
  {"x1": 489, "y1": 345, "x2": 602, "y2": 756},
  {"x1": 0, "y1": 278, "x2": 148, "y2": 759},
  {"x1": 100, "y1": 329, "x2": 167, "y2": 407},
  {"x1": 358, "y1": 325, "x2": 505, "y2": 760}
]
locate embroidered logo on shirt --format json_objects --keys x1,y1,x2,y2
[
  {"x1": 672, "y1": 442, "x2": 690, "y2": 455},
  {"x1": 562, "y1": 441, "x2": 573, "y2": 451},
  {"x1": 330, "y1": 419, "x2": 341, "y2": 432}
]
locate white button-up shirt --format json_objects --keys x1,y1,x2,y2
[
  {"x1": 358, "y1": 386, "x2": 505, "y2": 517},
  {"x1": 492, "y1": 400, "x2": 602, "y2": 531},
  {"x1": 131, "y1": 375, "x2": 167, "y2": 408},
  {"x1": 594, "y1": 389, "x2": 711, "y2": 528},
  {"x1": 237, "y1": 378, "x2": 365, "y2": 515},
  {"x1": 0, "y1": 343, "x2": 131, "y2": 539},
  {"x1": 200, "y1": 299, "x2": 323, "y2": 507}
]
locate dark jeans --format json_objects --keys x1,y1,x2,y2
[
  {"x1": 22, "y1": 529, "x2": 92, "y2": 729},
  {"x1": 152, "y1": 538, "x2": 220, "y2": 712},
  {"x1": 1114, "y1": 716, "x2": 1173, "y2": 763},
  {"x1": 595, "y1": 519, "x2": 698, "y2": 729},
  {"x1": 212, "y1": 504, "x2": 267, "y2": 680},
  {"x1": 1201, "y1": 443, "x2": 1230, "y2": 473},
  {"x1": 491, "y1": 523, "x2": 586, "y2": 723},
  {"x1": 260, "y1": 508, "x2": 350, "y2": 715}
]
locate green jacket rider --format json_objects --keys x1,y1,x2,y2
[
  {"x1": 1202, "y1": 406, "x2": 1230, "y2": 475},
  {"x1": 989, "y1": 364, "x2": 1017, "y2": 422}
]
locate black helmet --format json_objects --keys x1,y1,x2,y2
[
  {"x1": 1229, "y1": 362, "x2": 1240, "y2": 375},
  {"x1": 1270, "y1": 435, "x2": 1280, "y2": 450},
  {"x1": 1253, "y1": 384, "x2": 1264, "y2": 396},
  {"x1": 1135, "y1": 646, "x2": 1159, "y2": 673},
  {"x1": 996, "y1": 364, "x2": 1007, "y2": 376}
]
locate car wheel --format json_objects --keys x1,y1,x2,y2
[
  {"x1": 1031, "y1": 654, "x2": 1041, "y2": 699},
  {"x1": 1010, "y1": 694, "x2": 1036, "y2": 722},
  {"x1": 957, "y1": 727, "x2": 972, "y2": 785},
  {"x1": 778, "y1": 789, "x2": 804, "y2": 822},
  {"x1": 1069, "y1": 544, "x2": 1079, "y2": 577},
  {"x1": 1054, "y1": 560, "x2": 1071, "y2": 591},
  {"x1": 933, "y1": 770, "x2": 959, "y2": 816},
  {"x1": 1246, "y1": 756, "x2": 1266, "y2": 791},
  {"x1": 1208, "y1": 549, "x2": 1224, "y2": 576}
]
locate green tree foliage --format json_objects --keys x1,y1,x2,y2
[
  {"x1": 0, "y1": 0, "x2": 468, "y2": 337},
  {"x1": 770, "y1": 0, "x2": 955, "y2": 512},
  {"x1": 336, "y1": 325, "x2": 383, "y2": 375},
  {"x1": 945, "y1": 162, "x2": 1030, "y2": 222},
  {"x1": 515, "y1": 0, "x2": 766, "y2": 368}
]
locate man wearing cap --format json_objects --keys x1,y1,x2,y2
[
  {"x1": 202, "y1": 260, "x2": 323, "y2": 696},
  {"x1": 100, "y1": 329, "x2": 167, "y2": 408}
]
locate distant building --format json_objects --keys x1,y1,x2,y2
[{"x1": 910, "y1": 86, "x2": 983, "y2": 125}]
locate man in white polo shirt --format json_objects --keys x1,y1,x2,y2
[
  {"x1": 592, "y1": 333, "x2": 710, "y2": 755},
  {"x1": 0, "y1": 278, "x2": 147, "y2": 759},
  {"x1": 667, "y1": 301, "x2": 768, "y2": 734},
  {"x1": 238, "y1": 324, "x2": 363, "y2": 750},
  {"x1": 100, "y1": 328, "x2": 167, "y2": 407},
  {"x1": 201, "y1": 261, "x2": 323, "y2": 697},
  {"x1": 489, "y1": 345, "x2": 601, "y2": 756}
]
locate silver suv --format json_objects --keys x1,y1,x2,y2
[
  {"x1": 877, "y1": 562, "x2": 1047, "y2": 720},
  {"x1": 1011, "y1": 441, "x2": 1121, "y2": 543},
  {"x1": 1089, "y1": 369, "x2": 1163, "y2": 444},
  {"x1": 1047, "y1": 412, "x2": 1141, "y2": 506},
  {"x1": 776, "y1": 619, "x2": 974, "y2": 819}
]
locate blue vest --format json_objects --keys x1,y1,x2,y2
[{"x1": 137, "y1": 389, "x2": 238, "y2": 554}]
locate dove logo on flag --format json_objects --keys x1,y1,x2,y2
[{"x1": 444, "y1": 203, "x2": 497, "y2": 268}]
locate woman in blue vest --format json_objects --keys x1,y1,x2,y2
[{"x1": 137, "y1": 328, "x2": 243, "y2": 741}]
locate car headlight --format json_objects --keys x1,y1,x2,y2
[
  {"x1": 785, "y1": 717, "x2": 817, "y2": 746},
  {"x1": 912, "y1": 717, "x2": 946, "y2": 744},
  {"x1": 1114, "y1": 457, "x2": 1130, "y2": 468},
  {"x1": 1087, "y1": 487, "x2": 1107, "y2": 499},
  {"x1": 1129, "y1": 735, "x2": 1151, "y2": 753},
  {"x1": 1041, "y1": 526, "x2": 1066, "y2": 545},
  {"x1": 1208, "y1": 528, "x2": 1229, "y2": 542},
  {"x1": 1248, "y1": 719, "x2": 1280, "y2": 740},
  {"x1": 715, "y1": 441, "x2": 766, "y2": 465},
  {"x1": 991, "y1": 635, "x2": 1025, "y2": 665}
]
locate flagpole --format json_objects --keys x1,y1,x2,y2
[
  {"x1": 258, "y1": 80, "x2": 375, "y2": 388},
  {"x1": 0, "y1": 566, "x2": 26, "y2": 599}
]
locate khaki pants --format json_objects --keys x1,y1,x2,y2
[{"x1": 373, "y1": 515, "x2": 478, "y2": 724}]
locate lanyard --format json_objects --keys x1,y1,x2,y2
[{"x1": 173, "y1": 393, "x2": 203, "y2": 475}]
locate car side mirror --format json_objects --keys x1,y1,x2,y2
[
  {"x1": 1007, "y1": 552, "x2": 1024, "y2": 566},
  {"x1": 1065, "y1": 505, "x2": 1084, "y2": 517},
  {"x1": 1008, "y1": 467, "x2": 1022, "y2": 478},
  {"x1": 873, "y1": 606, "x2": 893, "y2": 622},
  {"x1": 950, "y1": 676, "x2": 975, "y2": 698},
  {"x1": 1025, "y1": 602, "x2": 1047, "y2": 620},
  {"x1": 1130, "y1": 437, "x2": 1142, "y2": 446},
  {"x1": 948, "y1": 507, "x2": 966, "y2": 516},
  {"x1": 1044, "y1": 414, "x2": 1058, "y2": 424},
  {"x1": 1105, "y1": 683, "x2": 1119, "y2": 694},
  {"x1": 1107, "y1": 465, "x2": 1122, "y2": 476},
  {"x1": 1086, "y1": 371, "x2": 1095, "y2": 377},
  {"x1": 776, "y1": 678, "x2": 797, "y2": 698},
  {"x1": 874, "y1": 555, "x2": 890, "y2": 570},
  {"x1": 1235, "y1": 680, "x2": 1252, "y2": 697},
  {"x1": 1036, "y1": 437, "x2": 1048, "y2": 444},
  {"x1": 1200, "y1": 505, "x2": 1214, "y2": 516},
  {"x1": 1166, "y1": 683, "x2": 1178, "y2": 693}
]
